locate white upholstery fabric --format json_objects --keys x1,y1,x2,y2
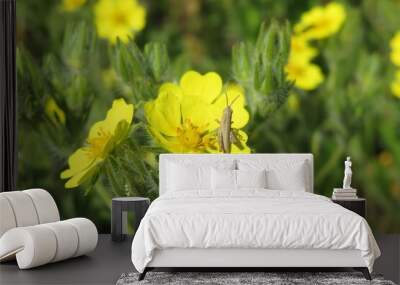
[
  {"x1": 167, "y1": 162, "x2": 211, "y2": 191},
  {"x1": 1, "y1": 191, "x2": 40, "y2": 227},
  {"x1": 166, "y1": 159, "x2": 235, "y2": 192},
  {"x1": 238, "y1": 158, "x2": 310, "y2": 191},
  {"x1": 42, "y1": 221, "x2": 79, "y2": 262},
  {"x1": 65, "y1": 218, "x2": 98, "y2": 257},
  {"x1": 159, "y1": 154, "x2": 313, "y2": 195},
  {"x1": 0, "y1": 189, "x2": 97, "y2": 269},
  {"x1": 24, "y1": 189, "x2": 60, "y2": 223},
  {"x1": 211, "y1": 168, "x2": 236, "y2": 190},
  {"x1": 0, "y1": 196, "x2": 17, "y2": 237},
  {"x1": 236, "y1": 169, "x2": 267, "y2": 189}
]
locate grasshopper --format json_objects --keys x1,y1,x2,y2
[{"x1": 216, "y1": 94, "x2": 244, "y2": 153}]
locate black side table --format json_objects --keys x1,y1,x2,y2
[
  {"x1": 332, "y1": 198, "x2": 366, "y2": 218},
  {"x1": 111, "y1": 197, "x2": 150, "y2": 242}
]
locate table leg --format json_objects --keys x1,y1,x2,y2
[{"x1": 111, "y1": 201, "x2": 124, "y2": 242}]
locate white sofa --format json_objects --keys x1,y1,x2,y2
[{"x1": 0, "y1": 188, "x2": 98, "y2": 269}]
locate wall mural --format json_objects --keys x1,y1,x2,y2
[{"x1": 16, "y1": 0, "x2": 400, "y2": 233}]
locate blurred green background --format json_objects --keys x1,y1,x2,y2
[{"x1": 16, "y1": 0, "x2": 400, "y2": 233}]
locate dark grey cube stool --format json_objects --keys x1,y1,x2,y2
[{"x1": 111, "y1": 197, "x2": 150, "y2": 242}]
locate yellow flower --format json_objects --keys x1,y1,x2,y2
[
  {"x1": 45, "y1": 98, "x2": 66, "y2": 125},
  {"x1": 391, "y1": 70, "x2": 400, "y2": 98},
  {"x1": 94, "y1": 0, "x2": 146, "y2": 44},
  {"x1": 145, "y1": 71, "x2": 250, "y2": 153},
  {"x1": 290, "y1": 36, "x2": 318, "y2": 62},
  {"x1": 285, "y1": 59, "x2": 324, "y2": 90},
  {"x1": 390, "y1": 32, "x2": 400, "y2": 66},
  {"x1": 287, "y1": 93, "x2": 300, "y2": 112},
  {"x1": 61, "y1": 99, "x2": 134, "y2": 188},
  {"x1": 294, "y1": 2, "x2": 346, "y2": 40},
  {"x1": 62, "y1": 0, "x2": 86, "y2": 12},
  {"x1": 102, "y1": 68, "x2": 118, "y2": 88}
]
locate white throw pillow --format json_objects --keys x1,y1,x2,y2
[
  {"x1": 167, "y1": 159, "x2": 235, "y2": 191},
  {"x1": 236, "y1": 169, "x2": 267, "y2": 189},
  {"x1": 211, "y1": 168, "x2": 236, "y2": 190},
  {"x1": 238, "y1": 159, "x2": 309, "y2": 191}
]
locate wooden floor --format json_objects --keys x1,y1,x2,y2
[{"x1": 0, "y1": 234, "x2": 399, "y2": 285}]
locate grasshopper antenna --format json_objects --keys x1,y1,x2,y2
[{"x1": 229, "y1": 95, "x2": 240, "y2": 107}]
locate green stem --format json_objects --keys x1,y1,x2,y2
[{"x1": 95, "y1": 183, "x2": 113, "y2": 209}]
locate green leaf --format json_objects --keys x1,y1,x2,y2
[
  {"x1": 231, "y1": 42, "x2": 254, "y2": 84},
  {"x1": 112, "y1": 40, "x2": 161, "y2": 102},
  {"x1": 144, "y1": 42, "x2": 170, "y2": 82},
  {"x1": 231, "y1": 19, "x2": 292, "y2": 117},
  {"x1": 61, "y1": 22, "x2": 96, "y2": 70}
]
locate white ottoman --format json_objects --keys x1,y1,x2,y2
[{"x1": 0, "y1": 189, "x2": 98, "y2": 269}]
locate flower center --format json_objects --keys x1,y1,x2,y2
[
  {"x1": 176, "y1": 119, "x2": 204, "y2": 150},
  {"x1": 313, "y1": 18, "x2": 332, "y2": 32},
  {"x1": 112, "y1": 10, "x2": 129, "y2": 27},
  {"x1": 85, "y1": 128, "x2": 112, "y2": 159},
  {"x1": 286, "y1": 63, "x2": 306, "y2": 78}
]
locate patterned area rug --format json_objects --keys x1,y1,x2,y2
[{"x1": 116, "y1": 272, "x2": 395, "y2": 285}]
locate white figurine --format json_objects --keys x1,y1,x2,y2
[{"x1": 343, "y1": 156, "x2": 352, "y2": 189}]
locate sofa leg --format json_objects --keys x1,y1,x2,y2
[
  {"x1": 354, "y1": 267, "x2": 371, "y2": 280},
  {"x1": 138, "y1": 268, "x2": 148, "y2": 281}
]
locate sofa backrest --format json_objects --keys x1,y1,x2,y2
[
  {"x1": 159, "y1": 154, "x2": 313, "y2": 195},
  {"x1": 0, "y1": 189, "x2": 60, "y2": 237}
]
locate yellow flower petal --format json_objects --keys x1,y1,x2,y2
[
  {"x1": 285, "y1": 60, "x2": 324, "y2": 90},
  {"x1": 45, "y1": 98, "x2": 66, "y2": 125},
  {"x1": 391, "y1": 71, "x2": 400, "y2": 98},
  {"x1": 390, "y1": 32, "x2": 400, "y2": 51},
  {"x1": 390, "y1": 32, "x2": 400, "y2": 66},
  {"x1": 89, "y1": 98, "x2": 133, "y2": 140},
  {"x1": 181, "y1": 96, "x2": 214, "y2": 129},
  {"x1": 60, "y1": 148, "x2": 99, "y2": 179},
  {"x1": 287, "y1": 93, "x2": 300, "y2": 112},
  {"x1": 391, "y1": 51, "x2": 400, "y2": 67},
  {"x1": 64, "y1": 159, "x2": 102, "y2": 189},
  {"x1": 212, "y1": 84, "x2": 249, "y2": 129},
  {"x1": 145, "y1": 84, "x2": 181, "y2": 136},
  {"x1": 62, "y1": 0, "x2": 86, "y2": 12},
  {"x1": 94, "y1": 0, "x2": 146, "y2": 44},
  {"x1": 180, "y1": 70, "x2": 223, "y2": 104},
  {"x1": 294, "y1": 2, "x2": 346, "y2": 40},
  {"x1": 231, "y1": 130, "x2": 251, "y2": 154},
  {"x1": 290, "y1": 36, "x2": 318, "y2": 62}
]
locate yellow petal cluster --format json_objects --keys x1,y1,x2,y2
[
  {"x1": 45, "y1": 98, "x2": 66, "y2": 126},
  {"x1": 145, "y1": 71, "x2": 250, "y2": 153},
  {"x1": 62, "y1": 0, "x2": 86, "y2": 12},
  {"x1": 391, "y1": 71, "x2": 400, "y2": 98},
  {"x1": 286, "y1": 2, "x2": 346, "y2": 91},
  {"x1": 61, "y1": 99, "x2": 134, "y2": 188},
  {"x1": 94, "y1": 0, "x2": 146, "y2": 44},
  {"x1": 390, "y1": 32, "x2": 400, "y2": 66},
  {"x1": 390, "y1": 32, "x2": 400, "y2": 98},
  {"x1": 294, "y1": 2, "x2": 346, "y2": 40}
]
